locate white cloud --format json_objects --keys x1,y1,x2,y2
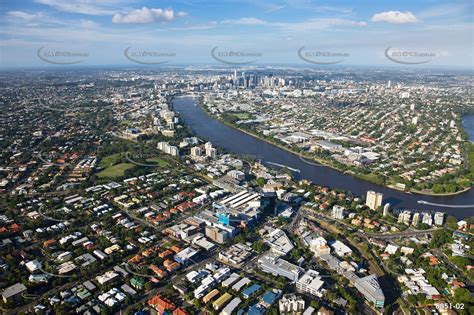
[
  {"x1": 353, "y1": 21, "x2": 367, "y2": 27},
  {"x1": 222, "y1": 17, "x2": 267, "y2": 25},
  {"x1": 277, "y1": 18, "x2": 367, "y2": 32},
  {"x1": 171, "y1": 21, "x2": 218, "y2": 31},
  {"x1": 6, "y1": 10, "x2": 68, "y2": 26},
  {"x1": 79, "y1": 19, "x2": 99, "y2": 28},
  {"x1": 7, "y1": 11, "x2": 45, "y2": 21},
  {"x1": 264, "y1": 4, "x2": 286, "y2": 13},
  {"x1": 419, "y1": 4, "x2": 469, "y2": 19},
  {"x1": 371, "y1": 11, "x2": 419, "y2": 24},
  {"x1": 112, "y1": 7, "x2": 186, "y2": 24},
  {"x1": 35, "y1": 0, "x2": 119, "y2": 15}
]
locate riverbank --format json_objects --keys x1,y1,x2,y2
[
  {"x1": 462, "y1": 114, "x2": 474, "y2": 143},
  {"x1": 407, "y1": 186, "x2": 471, "y2": 196},
  {"x1": 173, "y1": 96, "x2": 474, "y2": 217},
  {"x1": 198, "y1": 101, "x2": 471, "y2": 197}
]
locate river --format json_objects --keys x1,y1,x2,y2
[
  {"x1": 463, "y1": 115, "x2": 474, "y2": 143},
  {"x1": 173, "y1": 97, "x2": 474, "y2": 219}
]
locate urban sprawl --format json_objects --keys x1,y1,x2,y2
[{"x1": 0, "y1": 68, "x2": 473, "y2": 315}]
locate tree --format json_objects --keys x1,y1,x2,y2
[
  {"x1": 310, "y1": 300, "x2": 320, "y2": 309},
  {"x1": 290, "y1": 248, "x2": 304, "y2": 261},
  {"x1": 430, "y1": 229, "x2": 452, "y2": 248},
  {"x1": 450, "y1": 256, "x2": 471, "y2": 269},
  {"x1": 406, "y1": 294, "x2": 417, "y2": 305},
  {"x1": 446, "y1": 215, "x2": 458, "y2": 229},
  {"x1": 256, "y1": 177, "x2": 266, "y2": 186},
  {"x1": 144, "y1": 281, "x2": 154, "y2": 291},
  {"x1": 252, "y1": 240, "x2": 266, "y2": 252},
  {"x1": 453, "y1": 288, "x2": 473, "y2": 305},
  {"x1": 194, "y1": 299, "x2": 202, "y2": 308},
  {"x1": 268, "y1": 307, "x2": 278, "y2": 315},
  {"x1": 415, "y1": 293, "x2": 426, "y2": 305}
]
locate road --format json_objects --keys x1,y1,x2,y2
[
  {"x1": 302, "y1": 206, "x2": 441, "y2": 240},
  {"x1": 366, "y1": 229, "x2": 442, "y2": 240}
]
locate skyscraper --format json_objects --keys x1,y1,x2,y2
[
  {"x1": 434, "y1": 212, "x2": 444, "y2": 226},
  {"x1": 398, "y1": 210, "x2": 411, "y2": 225},
  {"x1": 205, "y1": 142, "x2": 216, "y2": 158},
  {"x1": 331, "y1": 205, "x2": 345, "y2": 220},
  {"x1": 422, "y1": 212, "x2": 433, "y2": 226},
  {"x1": 366, "y1": 191, "x2": 383, "y2": 210},
  {"x1": 190, "y1": 146, "x2": 202, "y2": 157},
  {"x1": 412, "y1": 213, "x2": 420, "y2": 227}
]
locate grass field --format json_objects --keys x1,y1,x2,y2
[
  {"x1": 231, "y1": 112, "x2": 251, "y2": 120},
  {"x1": 99, "y1": 153, "x2": 123, "y2": 168},
  {"x1": 145, "y1": 157, "x2": 169, "y2": 167},
  {"x1": 97, "y1": 163, "x2": 134, "y2": 178},
  {"x1": 119, "y1": 119, "x2": 131, "y2": 126}
]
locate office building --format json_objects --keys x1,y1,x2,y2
[
  {"x1": 263, "y1": 228, "x2": 294, "y2": 256},
  {"x1": 218, "y1": 243, "x2": 253, "y2": 266},
  {"x1": 258, "y1": 254, "x2": 303, "y2": 282},
  {"x1": 174, "y1": 247, "x2": 199, "y2": 265},
  {"x1": 205, "y1": 226, "x2": 229, "y2": 244},
  {"x1": 354, "y1": 274, "x2": 385, "y2": 308},
  {"x1": 296, "y1": 269, "x2": 325, "y2": 297}
]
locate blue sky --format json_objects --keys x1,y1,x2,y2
[{"x1": 0, "y1": 0, "x2": 472, "y2": 68}]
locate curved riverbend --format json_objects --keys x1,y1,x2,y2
[{"x1": 173, "y1": 97, "x2": 474, "y2": 219}]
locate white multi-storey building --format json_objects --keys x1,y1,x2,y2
[
  {"x1": 422, "y1": 212, "x2": 433, "y2": 226},
  {"x1": 332, "y1": 205, "x2": 345, "y2": 220},
  {"x1": 366, "y1": 190, "x2": 383, "y2": 210},
  {"x1": 296, "y1": 269, "x2": 325, "y2": 297},
  {"x1": 434, "y1": 212, "x2": 444, "y2": 226}
]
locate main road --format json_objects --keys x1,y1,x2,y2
[{"x1": 172, "y1": 97, "x2": 474, "y2": 219}]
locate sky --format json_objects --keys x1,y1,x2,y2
[{"x1": 0, "y1": 0, "x2": 473, "y2": 68}]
